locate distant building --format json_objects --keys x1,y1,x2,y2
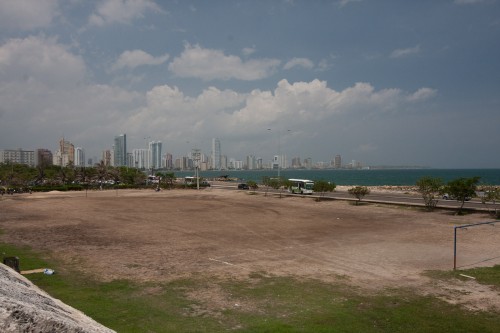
[
  {"x1": 102, "y1": 150, "x2": 112, "y2": 166},
  {"x1": 246, "y1": 155, "x2": 256, "y2": 170},
  {"x1": 0, "y1": 149, "x2": 35, "y2": 167},
  {"x1": 54, "y1": 138, "x2": 74, "y2": 167},
  {"x1": 113, "y1": 134, "x2": 127, "y2": 167},
  {"x1": 133, "y1": 149, "x2": 149, "y2": 169},
  {"x1": 74, "y1": 147, "x2": 85, "y2": 167},
  {"x1": 291, "y1": 156, "x2": 302, "y2": 168},
  {"x1": 303, "y1": 157, "x2": 313, "y2": 169},
  {"x1": 36, "y1": 149, "x2": 53, "y2": 167},
  {"x1": 334, "y1": 155, "x2": 342, "y2": 169},
  {"x1": 163, "y1": 153, "x2": 173, "y2": 169},
  {"x1": 149, "y1": 141, "x2": 162, "y2": 169},
  {"x1": 212, "y1": 138, "x2": 221, "y2": 170},
  {"x1": 220, "y1": 155, "x2": 228, "y2": 170}
]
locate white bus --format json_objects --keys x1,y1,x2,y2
[{"x1": 288, "y1": 179, "x2": 314, "y2": 194}]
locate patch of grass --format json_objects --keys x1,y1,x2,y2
[
  {"x1": 426, "y1": 265, "x2": 500, "y2": 288},
  {"x1": 2, "y1": 240, "x2": 500, "y2": 332}
]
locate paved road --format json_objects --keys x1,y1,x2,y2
[{"x1": 211, "y1": 182, "x2": 500, "y2": 212}]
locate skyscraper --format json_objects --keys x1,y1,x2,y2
[
  {"x1": 212, "y1": 138, "x2": 221, "y2": 170},
  {"x1": 334, "y1": 155, "x2": 342, "y2": 169},
  {"x1": 149, "y1": 141, "x2": 162, "y2": 169},
  {"x1": 74, "y1": 147, "x2": 85, "y2": 167},
  {"x1": 113, "y1": 134, "x2": 127, "y2": 167}
]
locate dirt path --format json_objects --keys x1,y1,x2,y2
[{"x1": 1, "y1": 189, "x2": 499, "y2": 312}]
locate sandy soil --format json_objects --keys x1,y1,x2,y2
[{"x1": 1, "y1": 188, "x2": 499, "y2": 312}]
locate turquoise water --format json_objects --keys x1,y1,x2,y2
[{"x1": 174, "y1": 169, "x2": 500, "y2": 186}]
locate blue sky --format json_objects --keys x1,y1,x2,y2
[{"x1": 0, "y1": 0, "x2": 499, "y2": 168}]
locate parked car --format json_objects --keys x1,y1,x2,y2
[
  {"x1": 237, "y1": 183, "x2": 249, "y2": 190},
  {"x1": 442, "y1": 193, "x2": 471, "y2": 201}
]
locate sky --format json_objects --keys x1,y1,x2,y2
[{"x1": 0, "y1": 0, "x2": 499, "y2": 169}]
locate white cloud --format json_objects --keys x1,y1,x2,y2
[
  {"x1": 242, "y1": 47, "x2": 256, "y2": 57},
  {"x1": 407, "y1": 87, "x2": 437, "y2": 102},
  {"x1": 0, "y1": 37, "x2": 438, "y2": 159},
  {"x1": 88, "y1": 0, "x2": 163, "y2": 26},
  {"x1": 125, "y1": 79, "x2": 437, "y2": 150},
  {"x1": 454, "y1": 0, "x2": 487, "y2": 4},
  {"x1": 338, "y1": 0, "x2": 363, "y2": 8},
  {"x1": 0, "y1": 35, "x2": 86, "y2": 87},
  {"x1": 0, "y1": 0, "x2": 59, "y2": 31},
  {"x1": 283, "y1": 58, "x2": 314, "y2": 70},
  {"x1": 168, "y1": 44, "x2": 281, "y2": 81},
  {"x1": 390, "y1": 45, "x2": 421, "y2": 58},
  {"x1": 111, "y1": 49, "x2": 169, "y2": 71}
]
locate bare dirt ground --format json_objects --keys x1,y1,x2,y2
[{"x1": 1, "y1": 188, "x2": 499, "y2": 312}]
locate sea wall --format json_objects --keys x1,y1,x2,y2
[{"x1": 0, "y1": 264, "x2": 115, "y2": 333}]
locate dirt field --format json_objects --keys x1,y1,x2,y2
[{"x1": 1, "y1": 188, "x2": 499, "y2": 312}]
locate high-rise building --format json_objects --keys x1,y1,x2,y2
[
  {"x1": 133, "y1": 149, "x2": 149, "y2": 169},
  {"x1": 102, "y1": 150, "x2": 112, "y2": 166},
  {"x1": 220, "y1": 155, "x2": 227, "y2": 170},
  {"x1": 246, "y1": 155, "x2": 256, "y2": 170},
  {"x1": 211, "y1": 138, "x2": 221, "y2": 170},
  {"x1": 291, "y1": 156, "x2": 302, "y2": 169},
  {"x1": 163, "y1": 153, "x2": 173, "y2": 169},
  {"x1": 55, "y1": 138, "x2": 75, "y2": 166},
  {"x1": 303, "y1": 157, "x2": 313, "y2": 169},
  {"x1": 0, "y1": 149, "x2": 35, "y2": 167},
  {"x1": 334, "y1": 154, "x2": 342, "y2": 169},
  {"x1": 149, "y1": 141, "x2": 162, "y2": 169},
  {"x1": 74, "y1": 147, "x2": 85, "y2": 167},
  {"x1": 36, "y1": 149, "x2": 53, "y2": 167},
  {"x1": 113, "y1": 134, "x2": 127, "y2": 167}
]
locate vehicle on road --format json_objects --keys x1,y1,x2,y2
[
  {"x1": 288, "y1": 179, "x2": 314, "y2": 194},
  {"x1": 442, "y1": 193, "x2": 471, "y2": 201},
  {"x1": 237, "y1": 183, "x2": 249, "y2": 190}
]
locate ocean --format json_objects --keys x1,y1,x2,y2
[{"x1": 173, "y1": 169, "x2": 500, "y2": 186}]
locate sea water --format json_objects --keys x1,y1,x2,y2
[{"x1": 174, "y1": 169, "x2": 500, "y2": 186}]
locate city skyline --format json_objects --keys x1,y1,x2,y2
[
  {"x1": 2, "y1": 135, "x2": 364, "y2": 171},
  {"x1": 0, "y1": 1, "x2": 499, "y2": 168}
]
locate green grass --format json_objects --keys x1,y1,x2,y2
[
  {"x1": 2, "y1": 241, "x2": 500, "y2": 332},
  {"x1": 426, "y1": 265, "x2": 500, "y2": 288}
]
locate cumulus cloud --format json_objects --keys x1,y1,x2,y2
[
  {"x1": 124, "y1": 79, "x2": 437, "y2": 151},
  {"x1": 0, "y1": 35, "x2": 86, "y2": 87},
  {"x1": 0, "y1": 0, "x2": 59, "y2": 31},
  {"x1": 390, "y1": 45, "x2": 421, "y2": 58},
  {"x1": 0, "y1": 38, "x2": 437, "y2": 159},
  {"x1": 88, "y1": 0, "x2": 163, "y2": 26},
  {"x1": 283, "y1": 58, "x2": 314, "y2": 70},
  {"x1": 454, "y1": 0, "x2": 487, "y2": 4},
  {"x1": 408, "y1": 87, "x2": 437, "y2": 102},
  {"x1": 168, "y1": 44, "x2": 281, "y2": 81},
  {"x1": 111, "y1": 49, "x2": 169, "y2": 71},
  {"x1": 242, "y1": 47, "x2": 256, "y2": 56},
  {"x1": 338, "y1": 0, "x2": 363, "y2": 7}
]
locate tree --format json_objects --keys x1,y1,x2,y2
[
  {"x1": 262, "y1": 176, "x2": 272, "y2": 197},
  {"x1": 348, "y1": 186, "x2": 370, "y2": 205},
  {"x1": 444, "y1": 177, "x2": 480, "y2": 215},
  {"x1": 158, "y1": 172, "x2": 176, "y2": 189},
  {"x1": 479, "y1": 185, "x2": 500, "y2": 218},
  {"x1": 416, "y1": 176, "x2": 443, "y2": 211},
  {"x1": 94, "y1": 161, "x2": 109, "y2": 190},
  {"x1": 313, "y1": 180, "x2": 336, "y2": 201},
  {"x1": 264, "y1": 177, "x2": 288, "y2": 198},
  {"x1": 247, "y1": 180, "x2": 258, "y2": 191}
]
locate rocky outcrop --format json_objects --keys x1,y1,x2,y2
[{"x1": 0, "y1": 264, "x2": 115, "y2": 333}]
